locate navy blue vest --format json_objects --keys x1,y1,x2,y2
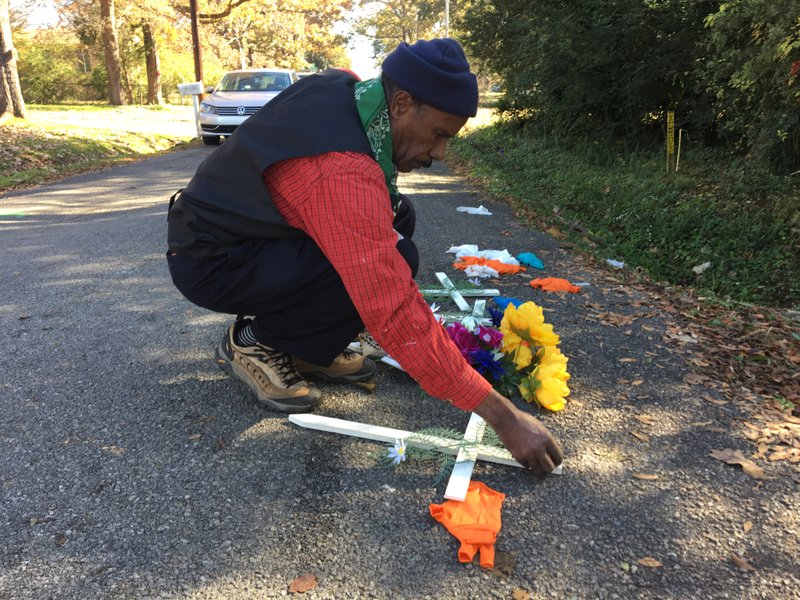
[{"x1": 168, "y1": 70, "x2": 375, "y2": 256}]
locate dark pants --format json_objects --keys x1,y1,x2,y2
[{"x1": 168, "y1": 198, "x2": 417, "y2": 365}]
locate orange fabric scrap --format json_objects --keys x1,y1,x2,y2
[
  {"x1": 530, "y1": 277, "x2": 581, "y2": 293},
  {"x1": 453, "y1": 256, "x2": 526, "y2": 275},
  {"x1": 428, "y1": 481, "x2": 506, "y2": 568}
]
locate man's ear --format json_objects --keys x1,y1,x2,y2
[{"x1": 388, "y1": 90, "x2": 416, "y2": 118}]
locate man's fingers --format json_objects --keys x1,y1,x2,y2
[
  {"x1": 547, "y1": 438, "x2": 564, "y2": 467},
  {"x1": 527, "y1": 459, "x2": 544, "y2": 474},
  {"x1": 518, "y1": 452, "x2": 543, "y2": 473},
  {"x1": 537, "y1": 452, "x2": 556, "y2": 474}
]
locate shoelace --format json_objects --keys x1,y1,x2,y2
[
  {"x1": 360, "y1": 331, "x2": 383, "y2": 352},
  {"x1": 263, "y1": 349, "x2": 304, "y2": 387}
]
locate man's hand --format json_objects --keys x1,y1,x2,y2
[{"x1": 474, "y1": 389, "x2": 563, "y2": 474}]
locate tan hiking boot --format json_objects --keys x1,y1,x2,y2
[
  {"x1": 215, "y1": 320, "x2": 322, "y2": 413},
  {"x1": 293, "y1": 348, "x2": 377, "y2": 383}
]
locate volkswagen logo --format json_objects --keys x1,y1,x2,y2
[{"x1": 236, "y1": 106, "x2": 246, "y2": 116}]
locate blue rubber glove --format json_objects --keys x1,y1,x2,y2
[{"x1": 517, "y1": 252, "x2": 544, "y2": 270}]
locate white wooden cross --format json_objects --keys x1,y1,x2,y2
[
  {"x1": 288, "y1": 413, "x2": 562, "y2": 500},
  {"x1": 297, "y1": 272, "x2": 561, "y2": 501}
]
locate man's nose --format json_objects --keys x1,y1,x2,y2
[{"x1": 430, "y1": 139, "x2": 448, "y2": 161}]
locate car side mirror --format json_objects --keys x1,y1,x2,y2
[{"x1": 205, "y1": 85, "x2": 214, "y2": 93}]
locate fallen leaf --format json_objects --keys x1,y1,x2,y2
[
  {"x1": 100, "y1": 445, "x2": 125, "y2": 456},
  {"x1": 54, "y1": 533, "x2": 66, "y2": 547},
  {"x1": 492, "y1": 550, "x2": 516, "y2": 577},
  {"x1": 666, "y1": 332, "x2": 697, "y2": 344},
  {"x1": 631, "y1": 379, "x2": 644, "y2": 386},
  {"x1": 731, "y1": 554, "x2": 756, "y2": 572},
  {"x1": 619, "y1": 357, "x2": 637, "y2": 363},
  {"x1": 743, "y1": 521, "x2": 753, "y2": 534},
  {"x1": 512, "y1": 589, "x2": 531, "y2": 600},
  {"x1": 191, "y1": 415, "x2": 216, "y2": 424},
  {"x1": 702, "y1": 393, "x2": 729, "y2": 405},
  {"x1": 769, "y1": 450, "x2": 792, "y2": 461},
  {"x1": 188, "y1": 434, "x2": 201, "y2": 441},
  {"x1": 634, "y1": 415, "x2": 654, "y2": 426},
  {"x1": 630, "y1": 431, "x2": 650, "y2": 442},
  {"x1": 638, "y1": 557, "x2": 662, "y2": 568},
  {"x1": 289, "y1": 573, "x2": 318, "y2": 593},
  {"x1": 633, "y1": 473, "x2": 660, "y2": 480},
  {"x1": 708, "y1": 449, "x2": 773, "y2": 480},
  {"x1": 684, "y1": 373, "x2": 707, "y2": 385}
]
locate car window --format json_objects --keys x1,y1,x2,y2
[{"x1": 216, "y1": 72, "x2": 293, "y2": 92}]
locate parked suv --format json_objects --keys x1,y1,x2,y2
[{"x1": 199, "y1": 68, "x2": 297, "y2": 145}]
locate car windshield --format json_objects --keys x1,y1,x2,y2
[{"x1": 216, "y1": 72, "x2": 292, "y2": 92}]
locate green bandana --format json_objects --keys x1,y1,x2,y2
[{"x1": 354, "y1": 77, "x2": 400, "y2": 206}]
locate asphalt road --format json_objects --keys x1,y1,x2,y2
[{"x1": 1, "y1": 147, "x2": 798, "y2": 599}]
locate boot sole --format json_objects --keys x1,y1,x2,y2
[
  {"x1": 300, "y1": 357, "x2": 378, "y2": 384},
  {"x1": 215, "y1": 341, "x2": 321, "y2": 413}
]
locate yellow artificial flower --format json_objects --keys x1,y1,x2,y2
[
  {"x1": 531, "y1": 346, "x2": 570, "y2": 411},
  {"x1": 500, "y1": 302, "x2": 560, "y2": 352},
  {"x1": 511, "y1": 342, "x2": 532, "y2": 370},
  {"x1": 537, "y1": 345, "x2": 570, "y2": 380}
]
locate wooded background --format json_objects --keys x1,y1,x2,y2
[{"x1": 2, "y1": 0, "x2": 799, "y2": 171}]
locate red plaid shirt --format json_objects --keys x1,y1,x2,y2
[{"x1": 263, "y1": 151, "x2": 491, "y2": 410}]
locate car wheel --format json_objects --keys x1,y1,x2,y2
[{"x1": 202, "y1": 135, "x2": 221, "y2": 146}]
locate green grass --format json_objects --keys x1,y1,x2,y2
[{"x1": 450, "y1": 120, "x2": 800, "y2": 308}]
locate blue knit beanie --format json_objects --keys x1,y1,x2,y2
[{"x1": 381, "y1": 38, "x2": 478, "y2": 117}]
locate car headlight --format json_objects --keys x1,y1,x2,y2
[{"x1": 199, "y1": 102, "x2": 217, "y2": 114}]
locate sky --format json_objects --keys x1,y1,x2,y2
[{"x1": 347, "y1": 34, "x2": 380, "y2": 79}]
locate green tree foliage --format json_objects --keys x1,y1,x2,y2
[
  {"x1": 457, "y1": 0, "x2": 800, "y2": 170},
  {"x1": 15, "y1": 27, "x2": 84, "y2": 103},
  {"x1": 200, "y1": 0, "x2": 353, "y2": 74},
  {"x1": 458, "y1": 0, "x2": 720, "y2": 143},
  {"x1": 701, "y1": 1, "x2": 800, "y2": 170},
  {"x1": 39, "y1": 0, "x2": 351, "y2": 102},
  {"x1": 354, "y1": 0, "x2": 444, "y2": 59}
]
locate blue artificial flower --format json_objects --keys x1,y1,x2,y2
[
  {"x1": 487, "y1": 306, "x2": 504, "y2": 328},
  {"x1": 493, "y1": 296, "x2": 523, "y2": 311},
  {"x1": 470, "y1": 348, "x2": 507, "y2": 382}
]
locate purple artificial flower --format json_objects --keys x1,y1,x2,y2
[
  {"x1": 476, "y1": 325, "x2": 503, "y2": 349},
  {"x1": 446, "y1": 322, "x2": 480, "y2": 362}
]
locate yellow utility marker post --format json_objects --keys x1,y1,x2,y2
[{"x1": 666, "y1": 110, "x2": 676, "y2": 174}]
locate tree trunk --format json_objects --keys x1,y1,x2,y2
[
  {"x1": 237, "y1": 39, "x2": 246, "y2": 69},
  {"x1": 100, "y1": 0, "x2": 125, "y2": 105},
  {"x1": 0, "y1": 0, "x2": 26, "y2": 118},
  {"x1": 142, "y1": 22, "x2": 163, "y2": 105}
]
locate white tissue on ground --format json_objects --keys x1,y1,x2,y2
[
  {"x1": 446, "y1": 245, "x2": 520, "y2": 265},
  {"x1": 606, "y1": 259, "x2": 625, "y2": 269},
  {"x1": 464, "y1": 265, "x2": 500, "y2": 278},
  {"x1": 456, "y1": 205, "x2": 493, "y2": 216}
]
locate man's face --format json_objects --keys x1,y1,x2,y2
[{"x1": 389, "y1": 91, "x2": 469, "y2": 173}]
